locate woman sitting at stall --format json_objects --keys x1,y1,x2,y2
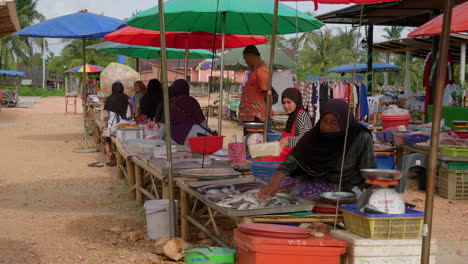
[
  {"x1": 139, "y1": 79, "x2": 163, "y2": 121},
  {"x1": 157, "y1": 79, "x2": 207, "y2": 145},
  {"x1": 132, "y1": 80, "x2": 146, "y2": 114},
  {"x1": 265, "y1": 88, "x2": 312, "y2": 161},
  {"x1": 257, "y1": 99, "x2": 376, "y2": 200},
  {"x1": 102, "y1": 82, "x2": 131, "y2": 166}
]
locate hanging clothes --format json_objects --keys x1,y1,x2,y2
[
  {"x1": 359, "y1": 83, "x2": 369, "y2": 119},
  {"x1": 423, "y1": 52, "x2": 455, "y2": 114}
]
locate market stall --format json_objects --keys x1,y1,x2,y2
[{"x1": 0, "y1": 70, "x2": 24, "y2": 108}]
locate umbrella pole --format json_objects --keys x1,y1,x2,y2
[
  {"x1": 421, "y1": 0, "x2": 453, "y2": 263},
  {"x1": 74, "y1": 37, "x2": 97, "y2": 153},
  {"x1": 184, "y1": 39, "x2": 189, "y2": 80},
  {"x1": 217, "y1": 12, "x2": 227, "y2": 136},
  {"x1": 158, "y1": 0, "x2": 176, "y2": 238},
  {"x1": 263, "y1": 0, "x2": 279, "y2": 142}
]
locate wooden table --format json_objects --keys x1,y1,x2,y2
[{"x1": 177, "y1": 179, "x2": 343, "y2": 247}]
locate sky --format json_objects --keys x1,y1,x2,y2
[{"x1": 36, "y1": 0, "x2": 413, "y2": 56}]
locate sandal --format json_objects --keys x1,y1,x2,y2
[
  {"x1": 106, "y1": 162, "x2": 116, "y2": 167},
  {"x1": 88, "y1": 162, "x2": 104, "y2": 167}
]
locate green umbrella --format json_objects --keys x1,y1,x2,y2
[
  {"x1": 126, "y1": 0, "x2": 323, "y2": 35},
  {"x1": 92, "y1": 42, "x2": 217, "y2": 59},
  {"x1": 214, "y1": 44, "x2": 296, "y2": 70}
]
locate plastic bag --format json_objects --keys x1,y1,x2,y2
[{"x1": 144, "y1": 121, "x2": 160, "y2": 139}]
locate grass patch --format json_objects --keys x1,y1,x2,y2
[{"x1": 18, "y1": 86, "x2": 66, "y2": 97}]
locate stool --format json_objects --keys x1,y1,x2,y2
[
  {"x1": 65, "y1": 94, "x2": 78, "y2": 114},
  {"x1": 395, "y1": 153, "x2": 428, "y2": 193}
]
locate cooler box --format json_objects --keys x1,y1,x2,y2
[
  {"x1": 234, "y1": 229, "x2": 347, "y2": 264},
  {"x1": 116, "y1": 127, "x2": 144, "y2": 140}
]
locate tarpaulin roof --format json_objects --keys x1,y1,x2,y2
[
  {"x1": 327, "y1": 63, "x2": 401, "y2": 73},
  {"x1": 0, "y1": 70, "x2": 25, "y2": 76}
]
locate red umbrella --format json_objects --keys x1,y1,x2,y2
[
  {"x1": 104, "y1": 26, "x2": 268, "y2": 49},
  {"x1": 408, "y1": 1, "x2": 468, "y2": 37},
  {"x1": 279, "y1": 0, "x2": 401, "y2": 10}
]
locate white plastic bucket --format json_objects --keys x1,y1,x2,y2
[{"x1": 144, "y1": 199, "x2": 178, "y2": 239}]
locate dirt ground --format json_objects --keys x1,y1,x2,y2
[{"x1": 0, "y1": 97, "x2": 467, "y2": 264}]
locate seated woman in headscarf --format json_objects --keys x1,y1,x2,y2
[
  {"x1": 258, "y1": 99, "x2": 376, "y2": 201},
  {"x1": 102, "y1": 82, "x2": 131, "y2": 166},
  {"x1": 139, "y1": 79, "x2": 163, "y2": 121},
  {"x1": 157, "y1": 79, "x2": 207, "y2": 145},
  {"x1": 263, "y1": 88, "x2": 312, "y2": 161}
]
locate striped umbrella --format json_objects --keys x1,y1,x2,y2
[{"x1": 65, "y1": 64, "x2": 105, "y2": 73}]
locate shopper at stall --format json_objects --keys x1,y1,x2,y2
[
  {"x1": 262, "y1": 87, "x2": 312, "y2": 161},
  {"x1": 102, "y1": 82, "x2": 131, "y2": 166},
  {"x1": 140, "y1": 79, "x2": 163, "y2": 121},
  {"x1": 132, "y1": 80, "x2": 146, "y2": 114},
  {"x1": 157, "y1": 79, "x2": 207, "y2": 145},
  {"x1": 258, "y1": 99, "x2": 376, "y2": 200},
  {"x1": 238, "y1": 45, "x2": 272, "y2": 125}
]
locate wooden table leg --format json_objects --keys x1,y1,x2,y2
[
  {"x1": 396, "y1": 146, "x2": 403, "y2": 167},
  {"x1": 127, "y1": 159, "x2": 136, "y2": 199},
  {"x1": 135, "y1": 163, "x2": 143, "y2": 204},
  {"x1": 162, "y1": 180, "x2": 170, "y2": 199},
  {"x1": 181, "y1": 188, "x2": 190, "y2": 241},
  {"x1": 115, "y1": 152, "x2": 124, "y2": 178}
]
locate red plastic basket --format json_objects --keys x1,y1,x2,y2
[{"x1": 188, "y1": 136, "x2": 224, "y2": 154}]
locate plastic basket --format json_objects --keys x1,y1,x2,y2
[
  {"x1": 438, "y1": 168, "x2": 468, "y2": 200},
  {"x1": 393, "y1": 133, "x2": 407, "y2": 145},
  {"x1": 249, "y1": 161, "x2": 281, "y2": 181},
  {"x1": 188, "y1": 136, "x2": 224, "y2": 154},
  {"x1": 387, "y1": 131, "x2": 410, "y2": 142},
  {"x1": 375, "y1": 132, "x2": 388, "y2": 142},
  {"x1": 440, "y1": 161, "x2": 468, "y2": 171},
  {"x1": 375, "y1": 152, "x2": 396, "y2": 169},
  {"x1": 380, "y1": 114, "x2": 411, "y2": 130},
  {"x1": 440, "y1": 145, "x2": 468, "y2": 158},
  {"x1": 340, "y1": 204, "x2": 424, "y2": 239},
  {"x1": 404, "y1": 134, "x2": 430, "y2": 148},
  {"x1": 267, "y1": 133, "x2": 282, "y2": 142}
]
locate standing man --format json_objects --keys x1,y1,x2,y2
[{"x1": 238, "y1": 45, "x2": 273, "y2": 127}]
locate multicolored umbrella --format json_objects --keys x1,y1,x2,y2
[
  {"x1": 104, "y1": 26, "x2": 268, "y2": 49},
  {"x1": 408, "y1": 1, "x2": 468, "y2": 37},
  {"x1": 100, "y1": 62, "x2": 140, "y2": 96},
  {"x1": 65, "y1": 64, "x2": 105, "y2": 73}
]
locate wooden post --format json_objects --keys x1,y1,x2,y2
[
  {"x1": 135, "y1": 163, "x2": 143, "y2": 204},
  {"x1": 115, "y1": 152, "x2": 124, "y2": 178},
  {"x1": 180, "y1": 189, "x2": 190, "y2": 241},
  {"x1": 127, "y1": 159, "x2": 136, "y2": 199},
  {"x1": 162, "y1": 180, "x2": 170, "y2": 199}
]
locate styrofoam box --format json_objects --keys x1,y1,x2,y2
[
  {"x1": 116, "y1": 128, "x2": 144, "y2": 141},
  {"x1": 330, "y1": 230, "x2": 437, "y2": 264},
  {"x1": 248, "y1": 141, "x2": 281, "y2": 158}
]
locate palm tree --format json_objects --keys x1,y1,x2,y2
[{"x1": 382, "y1": 26, "x2": 405, "y2": 40}]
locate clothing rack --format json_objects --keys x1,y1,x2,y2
[{"x1": 306, "y1": 74, "x2": 363, "y2": 81}]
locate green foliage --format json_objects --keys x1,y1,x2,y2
[{"x1": 18, "y1": 85, "x2": 65, "y2": 97}]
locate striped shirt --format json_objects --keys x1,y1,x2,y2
[{"x1": 287, "y1": 110, "x2": 313, "y2": 148}]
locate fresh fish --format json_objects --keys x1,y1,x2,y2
[{"x1": 238, "y1": 203, "x2": 251, "y2": 210}]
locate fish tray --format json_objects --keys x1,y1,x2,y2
[{"x1": 179, "y1": 177, "x2": 315, "y2": 217}]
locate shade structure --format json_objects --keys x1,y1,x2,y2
[
  {"x1": 278, "y1": 0, "x2": 401, "y2": 11},
  {"x1": 65, "y1": 64, "x2": 105, "y2": 73},
  {"x1": 95, "y1": 42, "x2": 218, "y2": 59},
  {"x1": 0, "y1": 70, "x2": 25, "y2": 76},
  {"x1": 408, "y1": 1, "x2": 468, "y2": 37},
  {"x1": 126, "y1": 0, "x2": 323, "y2": 35},
  {"x1": 104, "y1": 26, "x2": 268, "y2": 49},
  {"x1": 327, "y1": 63, "x2": 401, "y2": 73},
  {"x1": 14, "y1": 10, "x2": 125, "y2": 38},
  {"x1": 214, "y1": 44, "x2": 296, "y2": 70},
  {"x1": 100, "y1": 62, "x2": 140, "y2": 96}
]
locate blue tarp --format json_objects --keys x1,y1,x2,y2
[
  {"x1": 0, "y1": 70, "x2": 25, "y2": 76},
  {"x1": 327, "y1": 63, "x2": 402, "y2": 73},
  {"x1": 15, "y1": 10, "x2": 125, "y2": 38}
]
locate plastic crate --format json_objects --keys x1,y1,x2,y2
[
  {"x1": 188, "y1": 136, "x2": 224, "y2": 154},
  {"x1": 249, "y1": 161, "x2": 281, "y2": 181},
  {"x1": 387, "y1": 131, "x2": 410, "y2": 142},
  {"x1": 440, "y1": 145, "x2": 468, "y2": 158},
  {"x1": 439, "y1": 168, "x2": 468, "y2": 200},
  {"x1": 340, "y1": 204, "x2": 424, "y2": 240},
  {"x1": 375, "y1": 152, "x2": 395, "y2": 169},
  {"x1": 375, "y1": 131, "x2": 388, "y2": 142},
  {"x1": 393, "y1": 133, "x2": 407, "y2": 145},
  {"x1": 404, "y1": 134, "x2": 430, "y2": 148},
  {"x1": 440, "y1": 161, "x2": 468, "y2": 170},
  {"x1": 267, "y1": 133, "x2": 282, "y2": 142}
]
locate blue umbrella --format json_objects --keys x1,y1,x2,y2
[
  {"x1": 15, "y1": 9, "x2": 126, "y2": 153},
  {"x1": 327, "y1": 63, "x2": 402, "y2": 73}
]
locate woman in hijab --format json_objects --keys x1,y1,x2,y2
[
  {"x1": 258, "y1": 99, "x2": 376, "y2": 200},
  {"x1": 140, "y1": 79, "x2": 163, "y2": 121},
  {"x1": 158, "y1": 79, "x2": 206, "y2": 145},
  {"x1": 265, "y1": 88, "x2": 312, "y2": 161}
]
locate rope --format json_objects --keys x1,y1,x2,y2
[{"x1": 333, "y1": 3, "x2": 366, "y2": 230}]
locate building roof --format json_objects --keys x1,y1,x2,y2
[
  {"x1": 0, "y1": 0, "x2": 20, "y2": 36},
  {"x1": 316, "y1": 0, "x2": 467, "y2": 27},
  {"x1": 374, "y1": 33, "x2": 468, "y2": 64}
]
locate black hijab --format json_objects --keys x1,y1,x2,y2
[
  {"x1": 282, "y1": 87, "x2": 304, "y2": 133},
  {"x1": 291, "y1": 99, "x2": 369, "y2": 176},
  {"x1": 140, "y1": 79, "x2": 163, "y2": 119},
  {"x1": 104, "y1": 82, "x2": 129, "y2": 119}
]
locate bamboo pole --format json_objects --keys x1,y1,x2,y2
[
  {"x1": 421, "y1": 0, "x2": 453, "y2": 263},
  {"x1": 135, "y1": 164, "x2": 143, "y2": 204},
  {"x1": 217, "y1": 12, "x2": 227, "y2": 136}
]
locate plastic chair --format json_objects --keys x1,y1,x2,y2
[{"x1": 395, "y1": 153, "x2": 428, "y2": 193}]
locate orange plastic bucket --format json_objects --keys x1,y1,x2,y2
[{"x1": 380, "y1": 114, "x2": 411, "y2": 130}]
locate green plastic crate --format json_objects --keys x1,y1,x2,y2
[
  {"x1": 440, "y1": 161, "x2": 468, "y2": 170},
  {"x1": 440, "y1": 145, "x2": 468, "y2": 158}
]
